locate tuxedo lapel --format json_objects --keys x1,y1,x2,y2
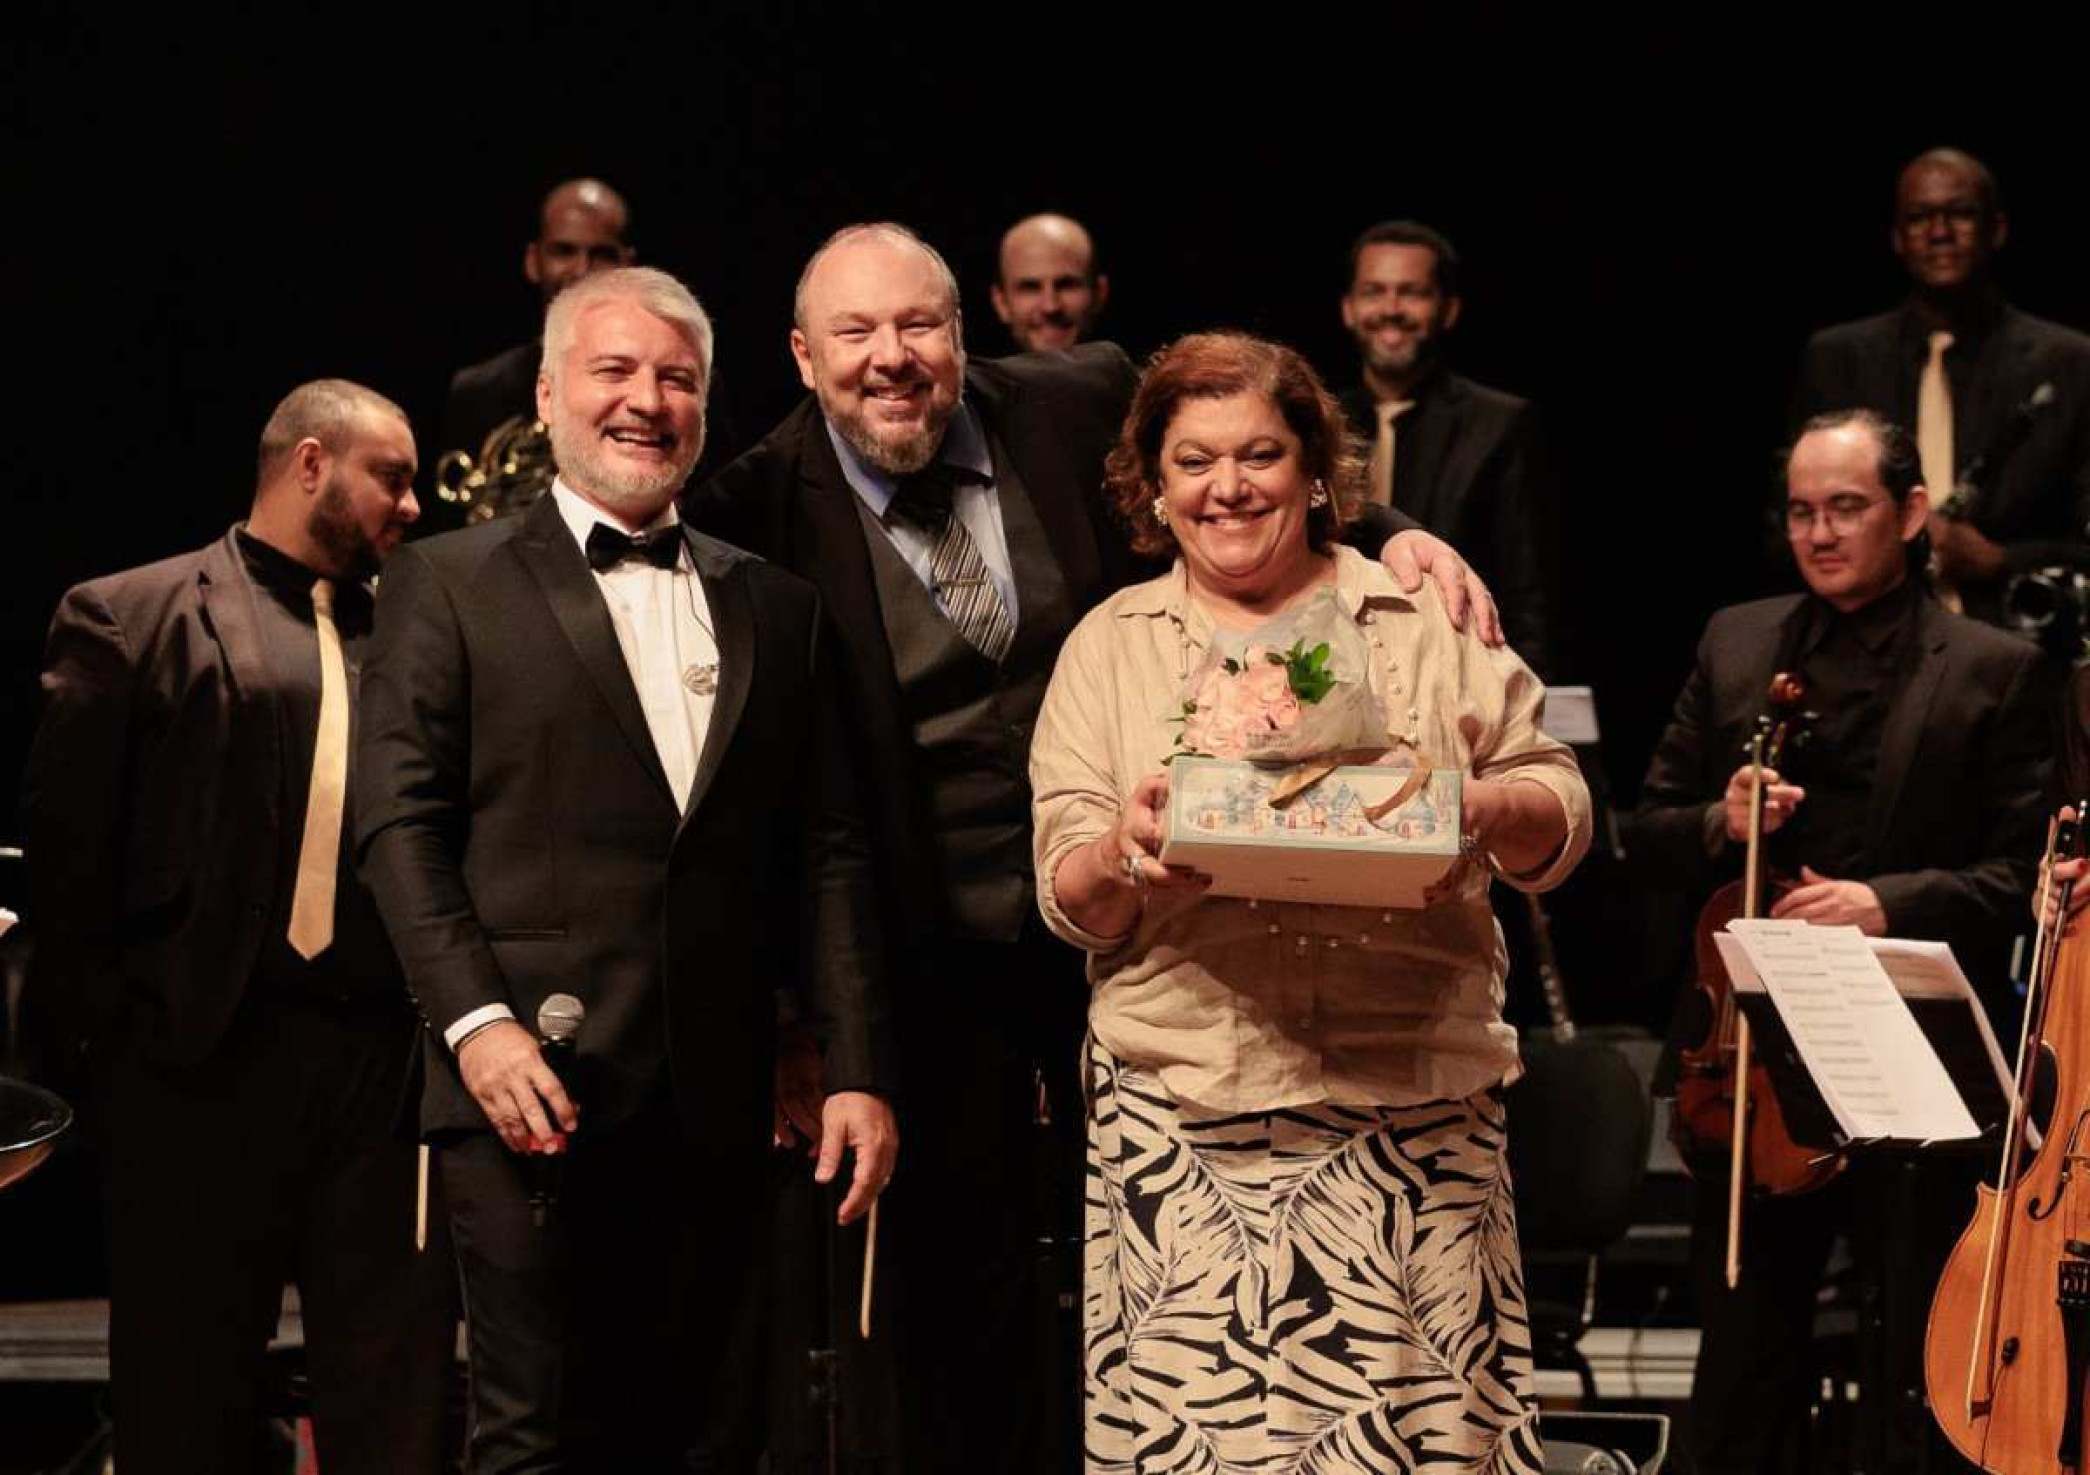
[
  {"x1": 196, "y1": 530, "x2": 277, "y2": 715},
  {"x1": 510, "y1": 495, "x2": 675, "y2": 804},
  {"x1": 680, "y1": 537, "x2": 754, "y2": 827},
  {"x1": 196, "y1": 530, "x2": 296, "y2": 787},
  {"x1": 793, "y1": 423, "x2": 901, "y2": 686}
]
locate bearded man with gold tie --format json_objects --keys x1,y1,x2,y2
[
  {"x1": 24, "y1": 380, "x2": 456, "y2": 1474},
  {"x1": 1794, "y1": 147, "x2": 2090, "y2": 626}
]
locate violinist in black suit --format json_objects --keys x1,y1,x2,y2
[
  {"x1": 688, "y1": 221, "x2": 1502, "y2": 1473},
  {"x1": 25, "y1": 380, "x2": 454, "y2": 1474},
  {"x1": 359, "y1": 266, "x2": 897, "y2": 1472},
  {"x1": 1633, "y1": 409, "x2": 2053, "y2": 1473},
  {"x1": 1793, "y1": 148, "x2": 2090, "y2": 628}
]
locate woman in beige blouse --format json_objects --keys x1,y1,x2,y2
[{"x1": 1031, "y1": 332, "x2": 1590, "y2": 1473}]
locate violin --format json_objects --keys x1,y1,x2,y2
[
  {"x1": 1925, "y1": 805, "x2": 2090, "y2": 1472},
  {"x1": 1672, "y1": 672, "x2": 1841, "y2": 1282}
]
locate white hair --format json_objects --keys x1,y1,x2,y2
[{"x1": 541, "y1": 266, "x2": 714, "y2": 389}]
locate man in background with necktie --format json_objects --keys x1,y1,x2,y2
[
  {"x1": 1793, "y1": 147, "x2": 2090, "y2": 628},
  {"x1": 24, "y1": 380, "x2": 455, "y2": 1474},
  {"x1": 1335, "y1": 219, "x2": 1565, "y2": 677}
]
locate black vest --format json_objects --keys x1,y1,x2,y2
[{"x1": 853, "y1": 443, "x2": 1077, "y2": 942}]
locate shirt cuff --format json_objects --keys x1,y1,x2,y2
[
  {"x1": 444, "y1": 1002, "x2": 516, "y2": 1052},
  {"x1": 1036, "y1": 834, "x2": 1136, "y2": 954},
  {"x1": 1489, "y1": 770, "x2": 1593, "y2": 894}
]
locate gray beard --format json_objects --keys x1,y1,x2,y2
[
  {"x1": 828, "y1": 397, "x2": 954, "y2": 478},
  {"x1": 548, "y1": 420, "x2": 700, "y2": 521}
]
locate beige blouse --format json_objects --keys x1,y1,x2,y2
[{"x1": 1030, "y1": 545, "x2": 1592, "y2": 1113}]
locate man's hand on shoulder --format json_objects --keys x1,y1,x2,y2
[
  {"x1": 1379, "y1": 530, "x2": 1503, "y2": 646},
  {"x1": 816, "y1": 1089, "x2": 898, "y2": 1226},
  {"x1": 457, "y1": 1018, "x2": 579, "y2": 1155}
]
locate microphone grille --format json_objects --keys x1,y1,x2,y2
[{"x1": 537, "y1": 992, "x2": 585, "y2": 1044}]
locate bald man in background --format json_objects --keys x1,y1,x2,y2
[
  {"x1": 990, "y1": 212, "x2": 1110, "y2": 353},
  {"x1": 439, "y1": 178, "x2": 636, "y2": 476}
]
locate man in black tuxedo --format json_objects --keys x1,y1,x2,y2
[
  {"x1": 1633, "y1": 409, "x2": 2053, "y2": 1472},
  {"x1": 688, "y1": 221, "x2": 1499, "y2": 1472},
  {"x1": 1794, "y1": 148, "x2": 2090, "y2": 630},
  {"x1": 1337, "y1": 219, "x2": 1564, "y2": 677},
  {"x1": 25, "y1": 380, "x2": 454, "y2": 1474},
  {"x1": 359, "y1": 266, "x2": 897, "y2": 1471}
]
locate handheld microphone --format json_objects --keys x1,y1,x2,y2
[{"x1": 529, "y1": 993, "x2": 585, "y2": 1228}]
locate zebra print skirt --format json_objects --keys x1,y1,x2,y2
[{"x1": 1083, "y1": 1041, "x2": 1543, "y2": 1474}]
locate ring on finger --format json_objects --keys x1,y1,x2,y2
[{"x1": 1122, "y1": 852, "x2": 1148, "y2": 888}]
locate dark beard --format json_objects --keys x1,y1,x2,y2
[{"x1": 309, "y1": 476, "x2": 381, "y2": 581}]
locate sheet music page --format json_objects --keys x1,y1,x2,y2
[
  {"x1": 1866, "y1": 937, "x2": 2015, "y2": 1106},
  {"x1": 1722, "y1": 919, "x2": 1979, "y2": 1143}
]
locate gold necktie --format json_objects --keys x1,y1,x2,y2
[
  {"x1": 288, "y1": 578, "x2": 348, "y2": 959},
  {"x1": 1917, "y1": 330, "x2": 1955, "y2": 501},
  {"x1": 1369, "y1": 399, "x2": 1413, "y2": 507}
]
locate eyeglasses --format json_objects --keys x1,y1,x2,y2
[{"x1": 1784, "y1": 494, "x2": 1891, "y2": 537}]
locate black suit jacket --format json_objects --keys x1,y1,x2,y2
[
  {"x1": 1340, "y1": 370, "x2": 1563, "y2": 678},
  {"x1": 354, "y1": 494, "x2": 891, "y2": 1146},
  {"x1": 1794, "y1": 301, "x2": 2090, "y2": 583},
  {"x1": 1631, "y1": 591, "x2": 2052, "y2": 1003},
  {"x1": 684, "y1": 344, "x2": 1145, "y2": 950},
  {"x1": 439, "y1": 341, "x2": 540, "y2": 470},
  {"x1": 25, "y1": 530, "x2": 404, "y2": 1065}
]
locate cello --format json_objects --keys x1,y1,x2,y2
[
  {"x1": 1672, "y1": 672, "x2": 1842, "y2": 1287},
  {"x1": 1925, "y1": 805, "x2": 2090, "y2": 1472}
]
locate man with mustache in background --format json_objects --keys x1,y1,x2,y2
[
  {"x1": 26, "y1": 380, "x2": 455, "y2": 1474},
  {"x1": 1338, "y1": 219, "x2": 1565, "y2": 677},
  {"x1": 990, "y1": 212, "x2": 1110, "y2": 353}
]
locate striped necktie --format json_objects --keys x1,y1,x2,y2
[{"x1": 889, "y1": 464, "x2": 1016, "y2": 663}]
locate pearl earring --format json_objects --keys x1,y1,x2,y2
[
  {"x1": 1152, "y1": 495, "x2": 1167, "y2": 523},
  {"x1": 1310, "y1": 479, "x2": 1330, "y2": 508}
]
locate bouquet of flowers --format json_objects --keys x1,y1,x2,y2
[{"x1": 1169, "y1": 590, "x2": 1388, "y2": 766}]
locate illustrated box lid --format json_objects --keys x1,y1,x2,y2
[{"x1": 1159, "y1": 756, "x2": 1461, "y2": 908}]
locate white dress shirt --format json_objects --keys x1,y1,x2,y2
[{"x1": 444, "y1": 479, "x2": 721, "y2": 1052}]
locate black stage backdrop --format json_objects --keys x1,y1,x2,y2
[{"x1": 6, "y1": 10, "x2": 2084, "y2": 889}]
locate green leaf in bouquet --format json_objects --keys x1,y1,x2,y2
[{"x1": 1284, "y1": 638, "x2": 1337, "y2": 704}]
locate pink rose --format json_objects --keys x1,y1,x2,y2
[{"x1": 1244, "y1": 662, "x2": 1290, "y2": 705}]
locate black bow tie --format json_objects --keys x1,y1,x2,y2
[
  {"x1": 887, "y1": 461, "x2": 990, "y2": 530},
  {"x1": 585, "y1": 522, "x2": 683, "y2": 573}
]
